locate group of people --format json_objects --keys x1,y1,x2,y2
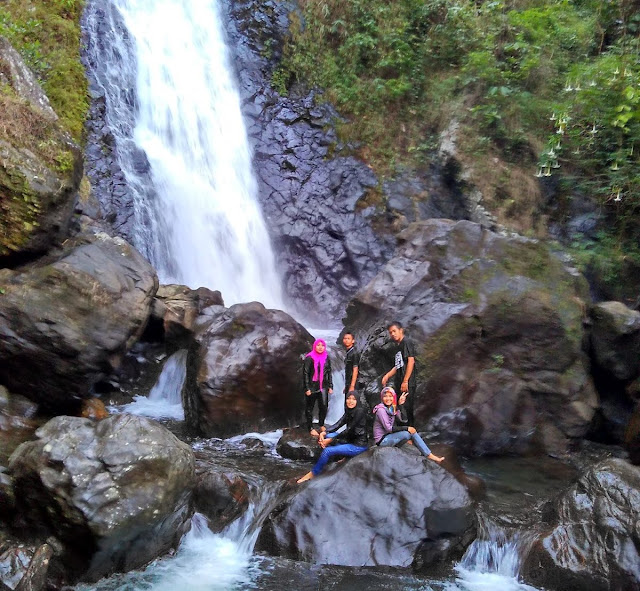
[{"x1": 297, "y1": 322, "x2": 444, "y2": 484}]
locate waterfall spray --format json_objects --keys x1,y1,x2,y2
[{"x1": 83, "y1": 0, "x2": 284, "y2": 308}]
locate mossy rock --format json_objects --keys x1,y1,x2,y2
[
  {"x1": 345, "y1": 219, "x2": 597, "y2": 456},
  {"x1": 0, "y1": 37, "x2": 82, "y2": 260}
]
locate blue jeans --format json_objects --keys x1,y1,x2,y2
[
  {"x1": 379, "y1": 430, "x2": 432, "y2": 457},
  {"x1": 311, "y1": 443, "x2": 368, "y2": 475}
]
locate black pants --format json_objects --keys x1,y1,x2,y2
[{"x1": 305, "y1": 389, "x2": 327, "y2": 432}]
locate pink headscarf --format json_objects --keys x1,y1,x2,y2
[
  {"x1": 307, "y1": 339, "x2": 328, "y2": 390},
  {"x1": 373, "y1": 386, "x2": 398, "y2": 415}
]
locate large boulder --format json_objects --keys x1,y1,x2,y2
[
  {"x1": 0, "y1": 36, "x2": 82, "y2": 261},
  {"x1": 184, "y1": 301, "x2": 313, "y2": 437},
  {"x1": 8, "y1": 414, "x2": 194, "y2": 583},
  {"x1": 256, "y1": 446, "x2": 476, "y2": 569},
  {"x1": 146, "y1": 284, "x2": 224, "y2": 346},
  {"x1": 0, "y1": 232, "x2": 157, "y2": 412},
  {"x1": 590, "y1": 301, "x2": 640, "y2": 383},
  {"x1": 521, "y1": 458, "x2": 640, "y2": 591},
  {"x1": 345, "y1": 219, "x2": 597, "y2": 456}
]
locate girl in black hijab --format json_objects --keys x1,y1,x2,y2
[{"x1": 297, "y1": 392, "x2": 368, "y2": 483}]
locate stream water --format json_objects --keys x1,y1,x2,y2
[
  {"x1": 74, "y1": 432, "x2": 542, "y2": 591},
  {"x1": 79, "y1": 0, "x2": 547, "y2": 589}
]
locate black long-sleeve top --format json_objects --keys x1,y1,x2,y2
[
  {"x1": 324, "y1": 405, "x2": 368, "y2": 448},
  {"x1": 302, "y1": 356, "x2": 333, "y2": 392}
]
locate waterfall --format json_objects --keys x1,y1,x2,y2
[
  {"x1": 117, "y1": 349, "x2": 187, "y2": 420},
  {"x1": 448, "y1": 516, "x2": 538, "y2": 591},
  {"x1": 83, "y1": 0, "x2": 284, "y2": 308}
]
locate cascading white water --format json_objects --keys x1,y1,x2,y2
[
  {"x1": 84, "y1": 0, "x2": 284, "y2": 308},
  {"x1": 447, "y1": 517, "x2": 539, "y2": 591},
  {"x1": 117, "y1": 349, "x2": 187, "y2": 420}
]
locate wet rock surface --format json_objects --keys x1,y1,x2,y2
[
  {"x1": 193, "y1": 460, "x2": 250, "y2": 532},
  {"x1": 0, "y1": 542, "x2": 52, "y2": 591},
  {"x1": 276, "y1": 427, "x2": 321, "y2": 461},
  {"x1": 185, "y1": 301, "x2": 313, "y2": 437},
  {"x1": 0, "y1": 231, "x2": 157, "y2": 412},
  {"x1": 147, "y1": 284, "x2": 224, "y2": 347},
  {"x1": 345, "y1": 219, "x2": 596, "y2": 456},
  {"x1": 7, "y1": 414, "x2": 194, "y2": 583},
  {"x1": 257, "y1": 446, "x2": 476, "y2": 568},
  {"x1": 521, "y1": 458, "x2": 640, "y2": 591}
]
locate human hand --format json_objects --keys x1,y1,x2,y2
[
  {"x1": 401, "y1": 381, "x2": 409, "y2": 393},
  {"x1": 319, "y1": 437, "x2": 330, "y2": 449},
  {"x1": 408, "y1": 426, "x2": 417, "y2": 434},
  {"x1": 398, "y1": 392, "x2": 408, "y2": 405},
  {"x1": 328, "y1": 388, "x2": 333, "y2": 395},
  {"x1": 381, "y1": 374, "x2": 388, "y2": 386},
  {"x1": 348, "y1": 387, "x2": 355, "y2": 393},
  {"x1": 305, "y1": 390, "x2": 311, "y2": 396}
]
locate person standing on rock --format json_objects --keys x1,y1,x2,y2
[
  {"x1": 342, "y1": 332, "x2": 361, "y2": 403},
  {"x1": 381, "y1": 321, "x2": 417, "y2": 424},
  {"x1": 373, "y1": 387, "x2": 443, "y2": 463},
  {"x1": 297, "y1": 392, "x2": 368, "y2": 483},
  {"x1": 303, "y1": 338, "x2": 333, "y2": 437}
]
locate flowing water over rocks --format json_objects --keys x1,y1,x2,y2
[{"x1": 82, "y1": 0, "x2": 283, "y2": 309}]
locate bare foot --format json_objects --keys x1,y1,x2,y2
[
  {"x1": 297, "y1": 471, "x2": 314, "y2": 483},
  {"x1": 309, "y1": 429, "x2": 319, "y2": 438},
  {"x1": 427, "y1": 453, "x2": 445, "y2": 463}
]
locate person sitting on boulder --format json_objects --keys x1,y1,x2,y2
[
  {"x1": 373, "y1": 386, "x2": 444, "y2": 463},
  {"x1": 297, "y1": 392, "x2": 368, "y2": 483},
  {"x1": 303, "y1": 338, "x2": 333, "y2": 437}
]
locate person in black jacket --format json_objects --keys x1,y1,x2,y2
[
  {"x1": 303, "y1": 339, "x2": 333, "y2": 437},
  {"x1": 297, "y1": 392, "x2": 368, "y2": 483}
]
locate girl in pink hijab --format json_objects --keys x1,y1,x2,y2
[{"x1": 303, "y1": 339, "x2": 333, "y2": 437}]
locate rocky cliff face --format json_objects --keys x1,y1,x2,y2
[{"x1": 81, "y1": 0, "x2": 476, "y2": 322}]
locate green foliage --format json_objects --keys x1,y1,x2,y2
[
  {"x1": 0, "y1": 0, "x2": 88, "y2": 142},
  {"x1": 539, "y1": 52, "x2": 640, "y2": 244},
  {"x1": 280, "y1": 0, "x2": 640, "y2": 278}
]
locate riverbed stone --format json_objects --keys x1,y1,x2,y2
[
  {"x1": 0, "y1": 231, "x2": 157, "y2": 413},
  {"x1": 276, "y1": 427, "x2": 321, "y2": 461},
  {"x1": 256, "y1": 446, "x2": 476, "y2": 568},
  {"x1": 521, "y1": 458, "x2": 640, "y2": 591},
  {"x1": 345, "y1": 219, "x2": 596, "y2": 456},
  {"x1": 7, "y1": 414, "x2": 194, "y2": 583},
  {"x1": 192, "y1": 462, "x2": 250, "y2": 533},
  {"x1": 185, "y1": 301, "x2": 313, "y2": 437}
]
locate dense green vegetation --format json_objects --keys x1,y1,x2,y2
[
  {"x1": 275, "y1": 0, "x2": 639, "y2": 293},
  {"x1": 0, "y1": 0, "x2": 88, "y2": 142}
]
